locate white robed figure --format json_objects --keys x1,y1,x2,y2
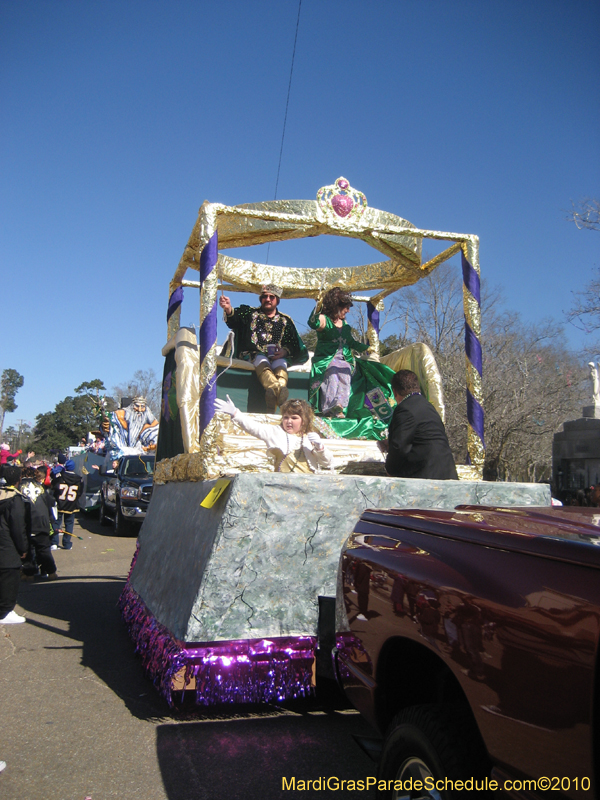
[{"x1": 108, "y1": 396, "x2": 158, "y2": 459}]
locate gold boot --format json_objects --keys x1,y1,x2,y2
[
  {"x1": 255, "y1": 361, "x2": 279, "y2": 413},
  {"x1": 274, "y1": 366, "x2": 289, "y2": 407}
]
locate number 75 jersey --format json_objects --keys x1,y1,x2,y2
[{"x1": 52, "y1": 472, "x2": 84, "y2": 513}]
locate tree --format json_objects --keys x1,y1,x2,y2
[
  {"x1": 300, "y1": 329, "x2": 317, "y2": 351},
  {"x1": 566, "y1": 268, "x2": 600, "y2": 334},
  {"x1": 75, "y1": 379, "x2": 107, "y2": 395},
  {"x1": 375, "y1": 265, "x2": 586, "y2": 481},
  {"x1": 0, "y1": 368, "x2": 24, "y2": 435},
  {"x1": 385, "y1": 265, "x2": 466, "y2": 355},
  {"x1": 2, "y1": 422, "x2": 34, "y2": 455},
  {"x1": 479, "y1": 316, "x2": 585, "y2": 481},
  {"x1": 112, "y1": 369, "x2": 161, "y2": 417},
  {"x1": 565, "y1": 199, "x2": 600, "y2": 334},
  {"x1": 566, "y1": 198, "x2": 600, "y2": 231},
  {"x1": 33, "y1": 379, "x2": 112, "y2": 455}
]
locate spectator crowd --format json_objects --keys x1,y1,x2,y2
[{"x1": 0, "y1": 445, "x2": 85, "y2": 625}]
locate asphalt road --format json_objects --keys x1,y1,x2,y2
[{"x1": 0, "y1": 514, "x2": 378, "y2": 800}]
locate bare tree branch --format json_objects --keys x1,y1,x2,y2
[
  {"x1": 372, "y1": 264, "x2": 586, "y2": 481},
  {"x1": 566, "y1": 198, "x2": 600, "y2": 231},
  {"x1": 112, "y1": 369, "x2": 161, "y2": 417},
  {"x1": 565, "y1": 268, "x2": 600, "y2": 333}
]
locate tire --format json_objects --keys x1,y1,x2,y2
[
  {"x1": 99, "y1": 499, "x2": 111, "y2": 527},
  {"x1": 376, "y1": 704, "x2": 489, "y2": 799},
  {"x1": 114, "y1": 503, "x2": 131, "y2": 536}
]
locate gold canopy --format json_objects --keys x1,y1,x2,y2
[
  {"x1": 168, "y1": 180, "x2": 478, "y2": 327},
  {"x1": 164, "y1": 177, "x2": 483, "y2": 478}
]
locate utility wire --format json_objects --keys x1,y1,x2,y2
[
  {"x1": 266, "y1": 0, "x2": 302, "y2": 265},
  {"x1": 273, "y1": 0, "x2": 302, "y2": 202}
]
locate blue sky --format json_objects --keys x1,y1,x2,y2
[{"x1": 1, "y1": 0, "x2": 598, "y2": 430}]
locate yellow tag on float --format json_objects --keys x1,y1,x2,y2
[{"x1": 200, "y1": 478, "x2": 231, "y2": 508}]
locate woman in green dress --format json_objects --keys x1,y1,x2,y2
[
  {"x1": 307, "y1": 288, "x2": 396, "y2": 436},
  {"x1": 308, "y1": 288, "x2": 368, "y2": 416}
]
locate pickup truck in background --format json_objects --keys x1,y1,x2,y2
[
  {"x1": 100, "y1": 454, "x2": 155, "y2": 534},
  {"x1": 334, "y1": 505, "x2": 600, "y2": 799}
]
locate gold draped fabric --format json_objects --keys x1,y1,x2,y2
[
  {"x1": 162, "y1": 179, "x2": 483, "y2": 480},
  {"x1": 154, "y1": 412, "x2": 385, "y2": 483},
  {"x1": 161, "y1": 327, "x2": 200, "y2": 453},
  {"x1": 381, "y1": 342, "x2": 446, "y2": 423}
]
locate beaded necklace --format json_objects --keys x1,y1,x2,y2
[
  {"x1": 276, "y1": 432, "x2": 305, "y2": 472},
  {"x1": 399, "y1": 391, "x2": 421, "y2": 404}
]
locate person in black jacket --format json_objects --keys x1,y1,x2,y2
[
  {"x1": 382, "y1": 370, "x2": 458, "y2": 480},
  {"x1": 20, "y1": 466, "x2": 58, "y2": 580},
  {"x1": 0, "y1": 465, "x2": 28, "y2": 624}
]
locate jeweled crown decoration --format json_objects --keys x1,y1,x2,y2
[{"x1": 317, "y1": 177, "x2": 367, "y2": 224}]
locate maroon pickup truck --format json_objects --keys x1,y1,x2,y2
[{"x1": 334, "y1": 506, "x2": 600, "y2": 799}]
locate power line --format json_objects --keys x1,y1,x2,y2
[
  {"x1": 266, "y1": 0, "x2": 302, "y2": 265},
  {"x1": 273, "y1": 0, "x2": 302, "y2": 202}
]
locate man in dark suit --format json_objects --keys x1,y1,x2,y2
[{"x1": 382, "y1": 369, "x2": 458, "y2": 480}]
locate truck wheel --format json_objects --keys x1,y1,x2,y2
[
  {"x1": 114, "y1": 504, "x2": 130, "y2": 536},
  {"x1": 100, "y1": 499, "x2": 111, "y2": 527},
  {"x1": 377, "y1": 704, "x2": 488, "y2": 799}
]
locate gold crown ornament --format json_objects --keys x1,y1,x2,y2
[{"x1": 316, "y1": 177, "x2": 368, "y2": 226}]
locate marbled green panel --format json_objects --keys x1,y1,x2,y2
[{"x1": 130, "y1": 474, "x2": 550, "y2": 642}]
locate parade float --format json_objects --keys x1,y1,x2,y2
[
  {"x1": 71, "y1": 397, "x2": 158, "y2": 513},
  {"x1": 119, "y1": 178, "x2": 550, "y2": 707}
]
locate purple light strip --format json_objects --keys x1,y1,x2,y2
[
  {"x1": 461, "y1": 249, "x2": 485, "y2": 449},
  {"x1": 367, "y1": 301, "x2": 380, "y2": 336},
  {"x1": 119, "y1": 582, "x2": 316, "y2": 707},
  {"x1": 167, "y1": 285, "x2": 184, "y2": 322},
  {"x1": 199, "y1": 231, "x2": 218, "y2": 438}
]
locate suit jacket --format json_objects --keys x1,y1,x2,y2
[{"x1": 385, "y1": 393, "x2": 458, "y2": 480}]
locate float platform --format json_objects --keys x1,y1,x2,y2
[{"x1": 120, "y1": 473, "x2": 550, "y2": 706}]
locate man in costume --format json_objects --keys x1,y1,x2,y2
[
  {"x1": 108, "y1": 396, "x2": 159, "y2": 458},
  {"x1": 219, "y1": 284, "x2": 308, "y2": 413},
  {"x1": 382, "y1": 370, "x2": 458, "y2": 480}
]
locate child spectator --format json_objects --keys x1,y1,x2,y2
[
  {"x1": 51, "y1": 460, "x2": 83, "y2": 550},
  {"x1": 0, "y1": 444, "x2": 22, "y2": 466},
  {"x1": 50, "y1": 453, "x2": 66, "y2": 481},
  {"x1": 20, "y1": 467, "x2": 58, "y2": 581}
]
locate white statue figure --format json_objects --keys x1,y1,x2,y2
[
  {"x1": 108, "y1": 396, "x2": 158, "y2": 458},
  {"x1": 588, "y1": 362, "x2": 600, "y2": 406}
]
